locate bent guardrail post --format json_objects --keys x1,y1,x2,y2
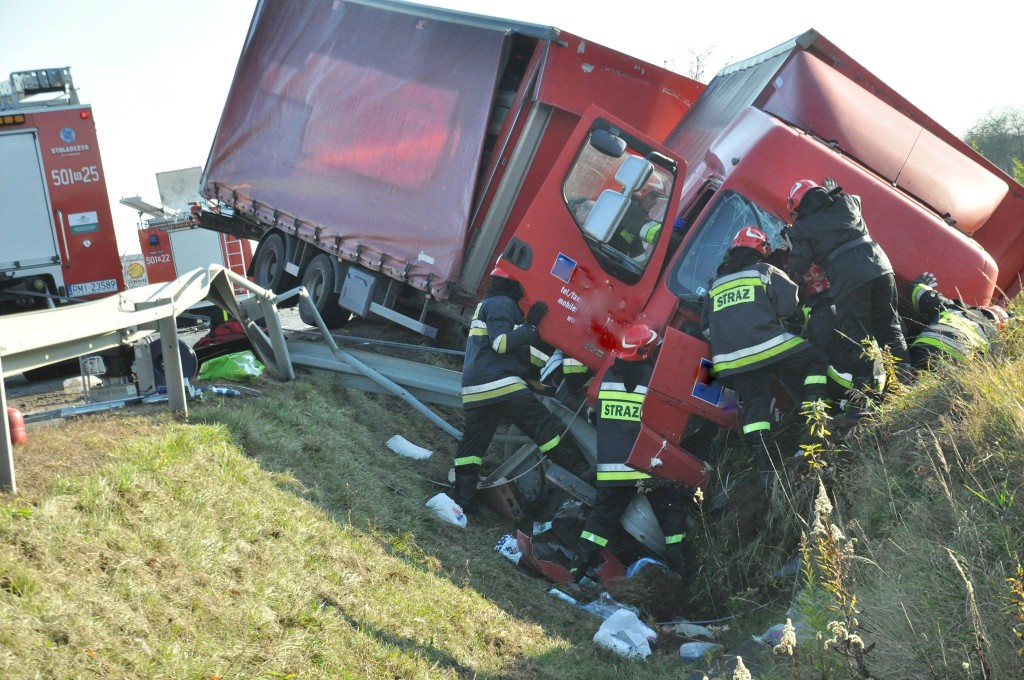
[
  {"x1": 1, "y1": 354, "x2": 15, "y2": 493},
  {"x1": 295, "y1": 287, "x2": 463, "y2": 440}
]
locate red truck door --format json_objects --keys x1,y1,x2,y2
[{"x1": 499, "y1": 106, "x2": 685, "y2": 370}]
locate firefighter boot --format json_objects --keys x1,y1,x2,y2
[
  {"x1": 569, "y1": 542, "x2": 600, "y2": 584},
  {"x1": 451, "y1": 472, "x2": 480, "y2": 515},
  {"x1": 744, "y1": 432, "x2": 774, "y2": 477},
  {"x1": 665, "y1": 543, "x2": 689, "y2": 577}
]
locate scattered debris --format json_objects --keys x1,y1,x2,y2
[
  {"x1": 493, "y1": 533, "x2": 521, "y2": 565},
  {"x1": 426, "y1": 493, "x2": 467, "y2": 528},
  {"x1": 679, "y1": 640, "x2": 723, "y2": 662},
  {"x1": 385, "y1": 435, "x2": 432, "y2": 460},
  {"x1": 593, "y1": 609, "x2": 657, "y2": 658}
]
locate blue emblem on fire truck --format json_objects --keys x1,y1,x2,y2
[
  {"x1": 550, "y1": 253, "x2": 576, "y2": 284},
  {"x1": 60, "y1": 127, "x2": 76, "y2": 144}
]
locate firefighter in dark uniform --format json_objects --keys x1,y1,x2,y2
[
  {"x1": 786, "y1": 179, "x2": 911, "y2": 394},
  {"x1": 792, "y1": 263, "x2": 882, "y2": 411},
  {"x1": 906, "y1": 272, "x2": 1008, "y2": 370},
  {"x1": 570, "y1": 324, "x2": 690, "y2": 581},
  {"x1": 450, "y1": 262, "x2": 562, "y2": 514},
  {"x1": 701, "y1": 226, "x2": 829, "y2": 475}
]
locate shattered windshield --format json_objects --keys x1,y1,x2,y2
[{"x1": 667, "y1": 190, "x2": 788, "y2": 301}]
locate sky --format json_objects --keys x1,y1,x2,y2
[{"x1": 3, "y1": 0, "x2": 1022, "y2": 255}]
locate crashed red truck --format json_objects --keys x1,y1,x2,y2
[{"x1": 198, "y1": 1, "x2": 1024, "y2": 532}]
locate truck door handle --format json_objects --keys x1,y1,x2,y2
[
  {"x1": 502, "y1": 237, "x2": 532, "y2": 271},
  {"x1": 55, "y1": 209, "x2": 71, "y2": 267}
]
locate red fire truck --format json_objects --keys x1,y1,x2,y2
[{"x1": 0, "y1": 67, "x2": 124, "y2": 316}]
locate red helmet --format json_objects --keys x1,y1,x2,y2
[
  {"x1": 788, "y1": 179, "x2": 819, "y2": 216},
  {"x1": 802, "y1": 262, "x2": 830, "y2": 297},
  {"x1": 980, "y1": 305, "x2": 1009, "y2": 330},
  {"x1": 490, "y1": 260, "x2": 515, "y2": 281},
  {"x1": 729, "y1": 226, "x2": 771, "y2": 258},
  {"x1": 618, "y1": 323, "x2": 659, "y2": 361}
]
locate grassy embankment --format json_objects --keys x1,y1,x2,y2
[{"x1": 2, "y1": 306, "x2": 1023, "y2": 678}]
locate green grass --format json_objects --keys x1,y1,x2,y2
[{"x1": 4, "y1": 305, "x2": 1024, "y2": 678}]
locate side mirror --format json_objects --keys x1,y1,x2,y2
[
  {"x1": 582, "y1": 189, "x2": 630, "y2": 243},
  {"x1": 615, "y1": 155, "x2": 653, "y2": 195},
  {"x1": 589, "y1": 129, "x2": 627, "y2": 158}
]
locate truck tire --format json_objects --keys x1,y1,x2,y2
[
  {"x1": 251, "y1": 232, "x2": 297, "y2": 294},
  {"x1": 298, "y1": 253, "x2": 350, "y2": 329}
]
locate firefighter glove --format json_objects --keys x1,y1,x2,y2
[
  {"x1": 913, "y1": 272, "x2": 938, "y2": 289},
  {"x1": 526, "y1": 301, "x2": 548, "y2": 327}
]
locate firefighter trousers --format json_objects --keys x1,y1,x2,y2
[
  {"x1": 575, "y1": 484, "x2": 689, "y2": 575},
  {"x1": 834, "y1": 273, "x2": 911, "y2": 390},
  {"x1": 452, "y1": 390, "x2": 565, "y2": 507},
  {"x1": 721, "y1": 345, "x2": 828, "y2": 472}
]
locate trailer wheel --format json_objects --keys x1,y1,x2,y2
[
  {"x1": 251, "y1": 232, "x2": 297, "y2": 293},
  {"x1": 298, "y1": 253, "x2": 350, "y2": 329}
]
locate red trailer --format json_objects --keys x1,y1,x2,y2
[{"x1": 0, "y1": 68, "x2": 124, "y2": 315}]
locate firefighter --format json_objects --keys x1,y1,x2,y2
[
  {"x1": 786, "y1": 178, "x2": 911, "y2": 395},
  {"x1": 907, "y1": 272, "x2": 1008, "y2": 370},
  {"x1": 450, "y1": 262, "x2": 563, "y2": 514},
  {"x1": 570, "y1": 324, "x2": 690, "y2": 581},
  {"x1": 792, "y1": 263, "x2": 883, "y2": 413},
  {"x1": 701, "y1": 226, "x2": 829, "y2": 475}
]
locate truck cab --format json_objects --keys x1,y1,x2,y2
[{"x1": 502, "y1": 31, "x2": 1024, "y2": 488}]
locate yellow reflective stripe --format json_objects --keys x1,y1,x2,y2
[
  {"x1": 664, "y1": 533, "x2": 685, "y2": 545},
  {"x1": 804, "y1": 374, "x2": 827, "y2": 385},
  {"x1": 462, "y1": 382, "x2": 527, "y2": 403},
  {"x1": 936, "y1": 312, "x2": 987, "y2": 349},
  {"x1": 492, "y1": 333, "x2": 508, "y2": 353},
  {"x1": 581, "y1": 531, "x2": 608, "y2": 547},
  {"x1": 640, "y1": 221, "x2": 661, "y2": 243},
  {"x1": 469, "y1": 327, "x2": 489, "y2": 336},
  {"x1": 454, "y1": 456, "x2": 482, "y2": 467},
  {"x1": 742, "y1": 421, "x2": 770, "y2": 434},
  {"x1": 597, "y1": 470, "x2": 650, "y2": 481},
  {"x1": 827, "y1": 365, "x2": 853, "y2": 389},
  {"x1": 709, "y1": 276, "x2": 765, "y2": 298},
  {"x1": 538, "y1": 435, "x2": 561, "y2": 453},
  {"x1": 597, "y1": 391, "x2": 646, "y2": 403},
  {"x1": 913, "y1": 336, "x2": 966, "y2": 361},
  {"x1": 563, "y1": 358, "x2": 588, "y2": 374},
  {"x1": 713, "y1": 336, "x2": 805, "y2": 373},
  {"x1": 911, "y1": 283, "x2": 930, "y2": 312}
]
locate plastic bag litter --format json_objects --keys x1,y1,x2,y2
[
  {"x1": 581, "y1": 591, "x2": 641, "y2": 620},
  {"x1": 494, "y1": 533, "x2": 521, "y2": 564},
  {"x1": 679, "y1": 641, "x2": 723, "y2": 662},
  {"x1": 625, "y1": 556, "x2": 669, "y2": 579},
  {"x1": 672, "y1": 621, "x2": 716, "y2": 640},
  {"x1": 756, "y1": 611, "x2": 814, "y2": 646},
  {"x1": 426, "y1": 493, "x2": 467, "y2": 528},
  {"x1": 385, "y1": 435, "x2": 432, "y2": 460},
  {"x1": 198, "y1": 351, "x2": 264, "y2": 381},
  {"x1": 593, "y1": 609, "x2": 657, "y2": 658}
]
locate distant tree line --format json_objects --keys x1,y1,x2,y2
[{"x1": 963, "y1": 107, "x2": 1024, "y2": 185}]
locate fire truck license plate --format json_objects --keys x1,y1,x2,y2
[{"x1": 68, "y1": 279, "x2": 118, "y2": 297}]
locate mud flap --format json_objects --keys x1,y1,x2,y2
[{"x1": 625, "y1": 424, "x2": 710, "y2": 489}]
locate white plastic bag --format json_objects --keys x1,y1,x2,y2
[
  {"x1": 494, "y1": 533, "x2": 521, "y2": 564},
  {"x1": 679, "y1": 641, "x2": 723, "y2": 662},
  {"x1": 593, "y1": 609, "x2": 657, "y2": 658},
  {"x1": 426, "y1": 493, "x2": 467, "y2": 528},
  {"x1": 385, "y1": 435, "x2": 432, "y2": 460}
]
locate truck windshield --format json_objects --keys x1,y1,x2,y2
[
  {"x1": 667, "y1": 190, "x2": 788, "y2": 302},
  {"x1": 563, "y1": 141, "x2": 673, "y2": 285}
]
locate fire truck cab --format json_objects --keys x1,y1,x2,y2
[{"x1": 0, "y1": 67, "x2": 123, "y2": 315}]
